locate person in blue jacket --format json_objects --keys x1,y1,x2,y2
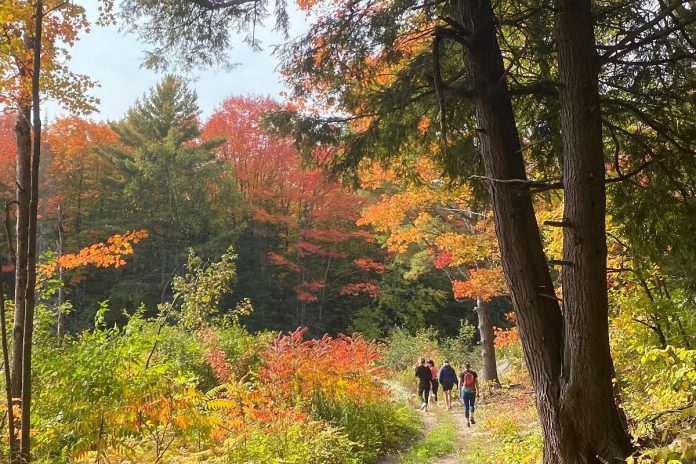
[{"x1": 437, "y1": 360, "x2": 458, "y2": 410}]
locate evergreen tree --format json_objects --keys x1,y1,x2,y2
[{"x1": 88, "y1": 76, "x2": 240, "y2": 315}]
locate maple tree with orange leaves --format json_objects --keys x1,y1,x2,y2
[{"x1": 203, "y1": 96, "x2": 382, "y2": 329}]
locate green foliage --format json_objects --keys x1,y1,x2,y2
[
  {"x1": 360, "y1": 256, "x2": 449, "y2": 336},
  {"x1": 312, "y1": 398, "x2": 421, "y2": 462},
  {"x1": 31, "y1": 308, "x2": 198, "y2": 462},
  {"x1": 118, "y1": 0, "x2": 289, "y2": 71},
  {"x1": 80, "y1": 75, "x2": 240, "y2": 317},
  {"x1": 380, "y1": 325, "x2": 476, "y2": 373},
  {"x1": 462, "y1": 393, "x2": 543, "y2": 464},
  {"x1": 215, "y1": 421, "x2": 361, "y2": 464},
  {"x1": 166, "y1": 246, "x2": 240, "y2": 331},
  {"x1": 439, "y1": 319, "x2": 477, "y2": 367},
  {"x1": 398, "y1": 409, "x2": 456, "y2": 463}
]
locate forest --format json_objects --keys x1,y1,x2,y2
[{"x1": 0, "y1": 0, "x2": 694, "y2": 463}]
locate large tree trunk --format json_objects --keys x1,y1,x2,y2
[
  {"x1": 450, "y1": 0, "x2": 631, "y2": 462},
  {"x1": 475, "y1": 298, "x2": 499, "y2": 385},
  {"x1": 450, "y1": 0, "x2": 565, "y2": 450},
  {"x1": 554, "y1": 0, "x2": 633, "y2": 460}
]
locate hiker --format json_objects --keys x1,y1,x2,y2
[
  {"x1": 438, "y1": 360, "x2": 458, "y2": 410},
  {"x1": 414, "y1": 357, "x2": 432, "y2": 411},
  {"x1": 427, "y1": 359, "x2": 439, "y2": 405},
  {"x1": 458, "y1": 362, "x2": 478, "y2": 426}
]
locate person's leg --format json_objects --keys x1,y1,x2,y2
[
  {"x1": 432, "y1": 380, "x2": 439, "y2": 402},
  {"x1": 463, "y1": 391, "x2": 473, "y2": 425},
  {"x1": 418, "y1": 385, "x2": 427, "y2": 407},
  {"x1": 469, "y1": 393, "x2": 476, "y2": 423},
  {"x1": 424, "y1": 385, "x2": 430, "y2": 410}
]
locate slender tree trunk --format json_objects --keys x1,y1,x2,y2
[
  {"x1": 3, "y1": 203, "x2": 18, "y2": 461},
  {"x1": 11, "y1": 103, "x2": 30, "y2": 402},
  {"x1": 1, "y1": 274, "x2": 17, "y2": 463},
  {"x1": 450, "y1": 0, "x2": 631, "y2": 461},
  {"x1": 20, "y1": 3, "x2": 43, "y2": 461},
  {"x1": 475, "y1": 298, "x2": 499, "y2": 386},
  {"x1": 57, "y1": 206, "x2": 65, "y2": 340},
  {"x1": 554, "y1": 0, "x2": 632, "y2": 460}
]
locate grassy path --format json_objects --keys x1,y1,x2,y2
[{"x1": 379, "y1": 399, "x2": 477, "y2": 464}]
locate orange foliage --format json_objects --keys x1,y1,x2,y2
[
  {"x1": 358, "y1": 160, "x2": 508, "y2": 302},
  {"x1": 494, "y1": 313, "x2": 520, "y2": 348},
  {"x1": 0, "y1": 112, "x2": 15, "y2": 196},
  {"x1": 452, "y1": 268, "x2": 507, "y2": 302},
  {"x1": 45, "y1": 116, "x2": 117, "y2": 213},
  {"x1": 39, "y1": 230, "x2": 149, "y2": 279},
  {"x1": 203, "y1": 96, "x2": 372, "y2": 304},
  {"x1": 259, "y1": 328, "x2": 386, "y2": 405}
]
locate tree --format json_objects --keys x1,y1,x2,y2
[
  {"x1": 202, "y1": 96, "x2": 378, "y2": 333},
  {"x1": 45, "y1": 117, "x2": 118, "y2": 237},
  {"x1": 1, "y1": 4, "x2": 101, "y2": 459},
  {"x1": 357, "y1": 160, "x2": 504, "y2": 383},
  {"x1": 275, "y1": 0, "x2": 635, "y2": 460},
  {"x1": 94, "y1": 76, "x2": 238, "y2": 310}
]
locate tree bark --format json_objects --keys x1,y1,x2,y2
[
  {"x1": 475, "y1": 298, "x2": 499, "y2": 386},
  {"x1": 11, "y1": 103, "x2": 30, "y2": 402},
  {"x1": 554, "y1": 0, "x2": 633, "y2": 460},
  {"x1": 1, "y1": 272, "x2": 17, "y2": 463},
  {"x1": 20, "y1": 3, "x2": 43, "y2": 461},
  {"x1": 450, "y1": 0, "x2": 632, "y2": 461},
  {"x1": 57, "y1": 205, "x2": 65, "y2": 341},
  {"x1": 449, "y1": 1, "x2": 565, "y2": 454}
]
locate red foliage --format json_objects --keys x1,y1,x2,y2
[
  {"x1": 340, "y1": 282, "x2": 380, "y2": 298},
  {"x1": 354, "y1": 258, "x2": 388, "y2": 274},
  {"x1": 198, "y1": 328, "x2": 232, "y2": 384},
  {"x1": 203, "y1": 96, "x2": 373, "y2": 306},
  {"x1": 294, "y1": 280, "x2": 326, "y2": 302},
  {"x1": 432, "y1": 252, "x2": 452, "y2": 269},
  {"x1": 259, "y1": 328, "x2": 386, "y2": 404},
  {"x1": 0, "y1": 112, "x2": 16, "y2": 197}
]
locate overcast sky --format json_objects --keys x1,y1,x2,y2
[{"x1": 44, "y1": 4, "x2": 309, "y2": 122}]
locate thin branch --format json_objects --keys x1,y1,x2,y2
[{"x1": 605, "y1": 159, "x2": 653, "y2": 184}]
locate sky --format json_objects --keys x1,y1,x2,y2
[{"x1": 44, "y1": 3, "x2": 310, "y2": 122}]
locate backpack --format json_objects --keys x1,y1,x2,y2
[{"x1": 463, "y1": 371, "x2": 476, "y2": 389}]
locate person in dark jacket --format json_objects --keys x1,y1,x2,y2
[
  {"x1": 438, "y1": 360, "x2": 458, "y2": 410},
  {"x1": 414, "y1": 358, "x2": 432, "y2": 410}
]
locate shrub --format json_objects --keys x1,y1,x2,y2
[{"x1": 312, "y1": 398, "x2": 421, "y2": 462}]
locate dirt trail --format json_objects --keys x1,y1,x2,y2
[
  {"x1": 440, "y1": 406, "x2": 475, "y2": 464},
  {"x1": 378, "y1": 403, "x2": 477, "y2": 464}
]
